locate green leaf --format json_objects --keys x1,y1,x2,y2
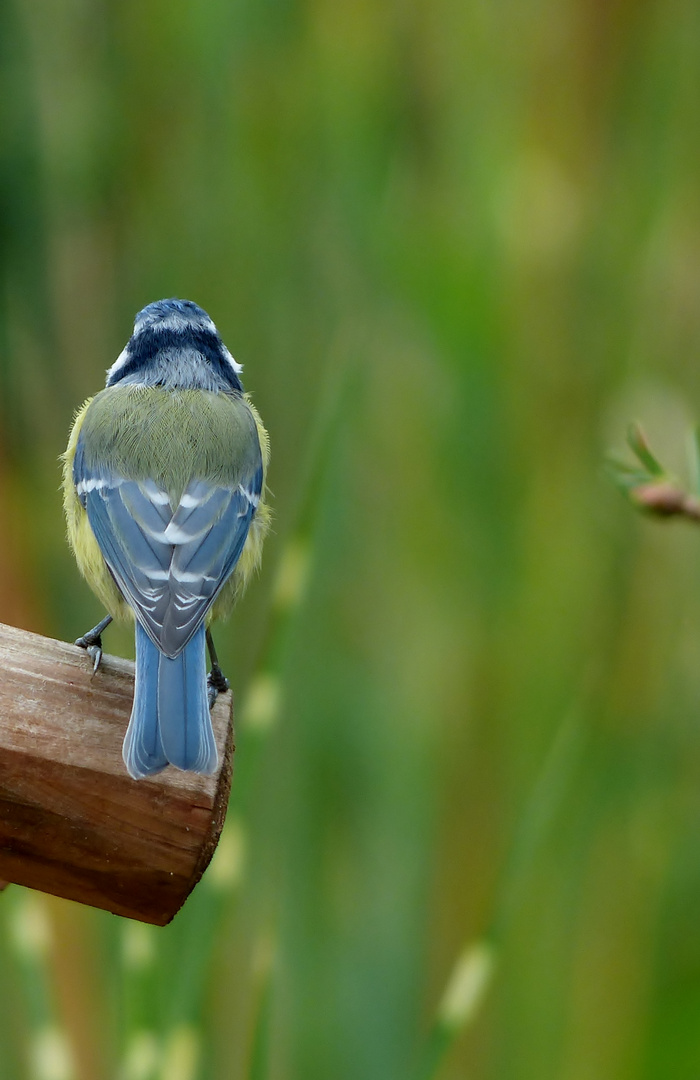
[{"x1": 626, "y1": 423, "x2": 665, "y2": 476}]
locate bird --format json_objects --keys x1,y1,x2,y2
[{"x1": 63, "y1": 298, "x2": 270, "y2": 779}]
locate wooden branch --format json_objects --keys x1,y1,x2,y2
[{"x1": 0, "y1": 622, "x2": 233, "y2": 925}]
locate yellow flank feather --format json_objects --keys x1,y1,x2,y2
[
  {"x1": 62, "y1": 392, "x2": 271, "y2": 624},
  {"x1": 211, "y1": 398, "x2": 271, "y2": 622},
  {"x1": 63, "y1": 397, "x2": 129, "y2": 619}
]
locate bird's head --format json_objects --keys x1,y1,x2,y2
[{"x1": 106, "y1": 298, "x2": 244, "y2": 392}]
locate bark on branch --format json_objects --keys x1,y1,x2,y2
[{"x1": 0, "y1": 621, "x2": 233, "y2": 924}]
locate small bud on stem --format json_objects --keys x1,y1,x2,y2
[
  {"x1": 630, "y1": 482, "x2": 700, "y2": 521},
  {"x1": 608, "y1": 423, "x2": 700, "y2": 526}
]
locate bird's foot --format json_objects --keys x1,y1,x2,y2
[
  {"x1": 207, "y1": 664, "x2": 230, "y2": 709},
  {"x1": 75, "y1": 632, "x2": 103, "y2": 672},
  {"x1": 75, "y1": 614, "x2": 113, "y2": 673}
]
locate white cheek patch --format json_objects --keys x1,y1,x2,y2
[
  {"x1": 105, "y1": 346, "x2": 130, "y2": 383},
  {"x1": 222, "y1": 345, "x2": 243, "y2": 375}
]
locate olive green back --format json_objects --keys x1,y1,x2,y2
[{"x1": 80, "y1": 386, "x2": 260, "y2": 502}]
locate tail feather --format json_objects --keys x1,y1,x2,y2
[
  {"x1": 122, "y1": 623, "x2": 218, "y2": 779},
  {"x1": 159, "y1": 624, "x2": 217, "y2": 773},
  {"x1": 122, "y1": 626, "x2": 167, "y2": 778}
]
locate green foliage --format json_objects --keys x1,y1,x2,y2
[
  {"x1": 2, "y1": 0, "x2": 700, "y2": 1078},
  {"x1": 609, "y1": 423, "x2": 700, "y2": 522}
]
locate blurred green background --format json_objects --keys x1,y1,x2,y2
[{"x1": 2, "y1": 0, "x2": 700, "y2": 1077}]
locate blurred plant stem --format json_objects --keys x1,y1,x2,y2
[
  {"x1": 224, "y1": 343, "x2": 357, "y2": 844},
  {"x1": 415, "y1": 709, "x2": 587, "y2": 1079},
  {"x1": 5, "y1": 890, "x2": 76, "y2": 1080},
  {"x1": 246, "y1": 932, "x2": 275, "y2": 1080},
  {"x1": 418, "y1": 417, "x2": 700, "y2": 1077},
  {"x1": 415, "y1": 939, "x2": 496, "y2": 1080}
]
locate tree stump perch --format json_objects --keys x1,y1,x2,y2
[{"x1": 0, "y1": 621, "x2": 234, "y2": 925}]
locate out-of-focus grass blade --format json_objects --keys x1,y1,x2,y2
[
  {"x1": 5, "y1": 891, "x2": 76, "y2": 1080},
  {"x1": 693, "y1": 427, "x2": 700, "y2": 493},
  {"x1": 415, "y1": 708, "x2": 586, "y2": 1078},
  {"x1": 246, "y1": 935, "x2": 275, "y2": 1080},
  {"x1": 414, "y1": 941, "x2": 496, "y2": 1080}
]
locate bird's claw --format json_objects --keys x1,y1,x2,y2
[
  {"x1": 87, "y1": 643, "x2": 103, "y2": 672},
  {"x1": 75, "y1": 634, "x2": 103, "y2": 673},
  {"x1": 207, "y1": 665, "x2": 230, "y2": 709}
]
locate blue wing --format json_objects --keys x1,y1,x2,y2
[{"x1": 74, "y1": 434, "x2": 263, "y2": 658}]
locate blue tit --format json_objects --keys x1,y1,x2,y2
[{"x1": 63, "y1": 299, "x2": 270, "y2": 780}]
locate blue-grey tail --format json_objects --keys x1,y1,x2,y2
[{"x1": 122, "y1": 623, "x2": 218, "y2": 779}]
